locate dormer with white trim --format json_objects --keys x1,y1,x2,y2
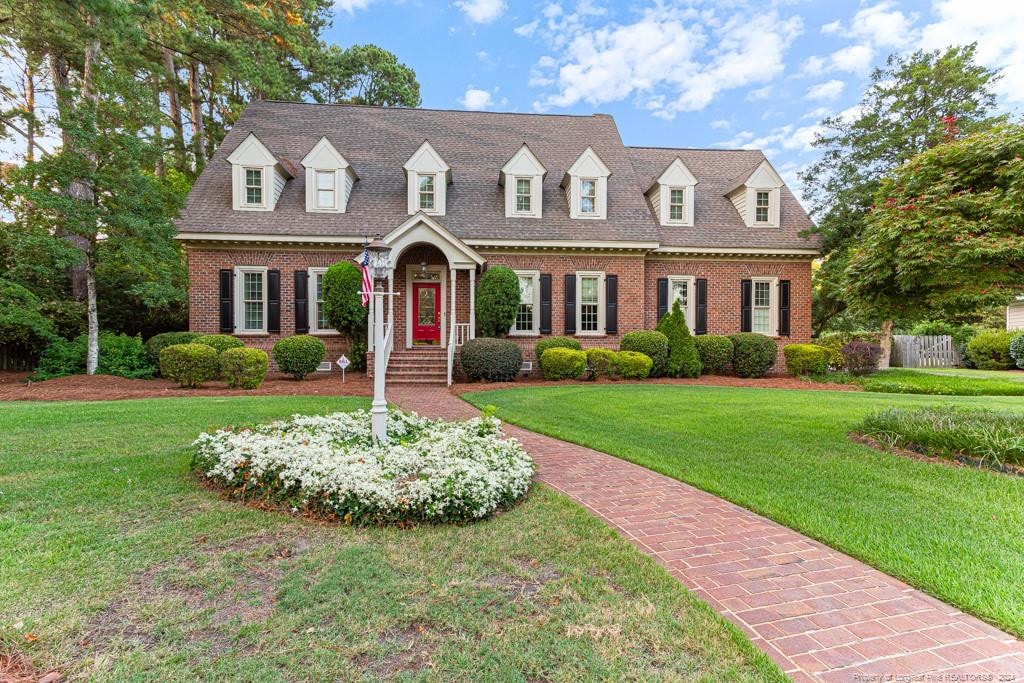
[
  {"x1": 647, "y1": 157, "x2": 697, "y2": 227},
  {"x1": 725, "y1": 159, "x2": 783, "y2": 228},
  {"x1": 300, "y1": 137, "x2": 357, "y2": 213},
  {"x1": 226, "y1": 132, "x2": 293, "y2": 212},
  {"x1": 500, "y1": 144, "x2": 547, "y2": 219},
  {"x1": 561, "y1": 147, "x2": 611, "y2": 220},
  {"x1": 403, "y1": 141, "x2": 451, "y2": 216}
]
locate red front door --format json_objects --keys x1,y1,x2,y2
[{"x1": 412, "y1": 282, "x2": 441, "y2": 345}]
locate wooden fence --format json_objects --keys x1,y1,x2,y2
[
  {"x1": 891, "y1": 335, "x2": 960, "y2": 368},
  {"x1": 0, "y1": 345, "x2": 37, "y2": 371}
]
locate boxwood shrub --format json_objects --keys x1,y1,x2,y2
[
  {"x1": 616, "y1": 351, "x2": 653, "y2": 379},
  {"x1": 160, "y1": 343, "x2": 219, "y2": 388},
  {"x1": 783, "y1": 343, "x2": 829, "y2": 376},
  {"x1": 145, "y1": 331, "x2": 201, "y2": 369},
  {"x1": 195, "y1": 334, "x2": 245, "y2": 355},
  {"x1": 619, "y1": 330, "x2": 669, "y2": 377},
  {"x1": 586, "y1": 348, "x2": 619, "y2": 380},
  {"x1": 535, "y1": 335, "x2": 581, "y2": 360},
  {"x1": 220, "y1": 347, "x2": 269, "y2": 389},
  {"x1": 540, "y1": 347, "x2": 587, "y2": 380},
  {"x1": 965, "y1": 330, "x2": 1015, "y2": 370},
  {"x1": 273, "y1": 335, "x2": 326, "y2": 380},
  {"x1": 1011, "y1": 333, "x2": 1024, "y2": 370},
  {"x1": 728, "y1": 333, "x2": 777, "y2": 378},
  {"x1": 694, "y1": 335, "x2": 733, "y2": 375},
  {"x1": 460, "y1": 337, "x2": 523, "y2": 382}
]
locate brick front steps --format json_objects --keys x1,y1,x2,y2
[
  {"x1": 381, "y1": 348, "x2": 448, "y2": 385},
  {"x1": 390, "y1": 386, "x2": 1024, "y2": 683}
]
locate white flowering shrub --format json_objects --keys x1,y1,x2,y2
[{"x1": 192, "y1": 409, "x2": 535, "y2": 523}]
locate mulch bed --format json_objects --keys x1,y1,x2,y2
[
  {"x1": 453, "y1": 373, "x2": 862, "y2": 395},
  {"x1": 0, "y1": 371, "x2": 372, "y2": 402}
]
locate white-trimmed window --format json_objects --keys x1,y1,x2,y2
[
  {"x1": 308, "y1": 267, "x2": 337, "y2": 334},
  {"x1": 754, "y1": 190, "x2": 770, "y2": 224},
  {"x1": 577, "y1": 271, "x2": 605, "y2": 335},
  {"x1": 751, "y1": 277, "x2": 778, "y2": 336},
  {"x1": 418, "y1": 174, "x2": 435, "y2": 210},
  {"x1": 511, "y1": 270, "x2": 540, "y2": 335},
  {"x1": 235, "y1": 266, "x2": 268, "y2": 333},
  {"x1": 243, "y1": 168, "x2": 264, "y2": 207},
  {"x1": 515, "y1": 177, "x2": 532, "y2": 214},
  {"x1": 580, "y1": 178, "x2": 598, "y2": 215},
  {"x1": 668, "y1": 275, "x2": 696, "y2": 330},
  {"x1": 668, "y1": 188, "x2": 686, "y2": 222},
  {"x1": 315, "y1": 170, "x2": 336, "y2": 209}
]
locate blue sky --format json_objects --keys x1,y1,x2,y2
[{"x1": 325, "y1": 0, "x2": 1024, "y2": 201}]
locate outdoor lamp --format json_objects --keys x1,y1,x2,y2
[{"x1": 366, "y1": 235, "x2": 392, "y2": 281}]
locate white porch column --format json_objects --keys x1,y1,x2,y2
[
  {"x1": 449, "y1": 267, "x2": 457, "y2": 344},
  {"x1": 367, "y1": 289, "x2": 375, "y2": 353},
  {"x1": 469, "y1": 267, "x2": 476, "y2": 340},
  {"x1": 387, "y1": 268, "x2": 394, "y2": 329}
]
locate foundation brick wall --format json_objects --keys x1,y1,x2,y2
[{"x1": 187, "y1": 245, "x2": 813, "y2": 376}]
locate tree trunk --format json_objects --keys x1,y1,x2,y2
[
  {"x1": 25, "y1": 61, "x2": 35, "y2": 164},
  {"x1": 85, "y1": 247, "x2": 99, "y2": 375},
  {"x1": 153, "y1": 84, "x2": 165, "y2": 179},
  {"x1": 879, "y1": 319, "x2": 894, "y2": 369},
  {"x1": 162, "y1": 47, "x2": 186, "y2": 171},
  {"x1": 188, "y1": 61, "x2": 206, "y2": 170}
]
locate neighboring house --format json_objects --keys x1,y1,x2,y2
[
  {"x1": 177, "y1": 100, "x2": 820, "y2": 383},
  {"x1": 1008, "y1": 298, "x2": 1024, "y2": 331}
]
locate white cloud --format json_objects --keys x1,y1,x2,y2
[
  {"x1": 802, "y1": 106, "x2": 832, "y2": 121},
  {"x1": 919, "y1": 0, "x2": 1024, "y2": 104},
  {"x1": 716, "y1": 122, "x2": 823, "y2": 155},
  {"x1": 459, "y1": 87, "x2": 494, "y2": 110},
  {"x1": 805, "y1": 79, "x2": 845, "y2": 101},
  {"x1": 710, "y1": 119, "x2": 732, "y2": 130},
  {"x1": 820, "y1": 19, "x2": 842, "y2": 35},
  {"x1": 455, "y1": 0, "x2": 506, "y2": 24},
  {"x1": 526, "y1": 4, "x2": 803, "y2": 118},
  {"x1": 514, "y1": 19, "x2": 540, "y2": 37},
  {"x1": 334, "y1": 0, "x2": 376, "y2": 13},
  {"x1": 829, "y1": 44, "x2": 874, "y2": 74},
  {"x1": 848, "y1": 2, "x2": 916, "y2": 48},
  {"x1": 746, "y1": 86, "x2": 773, "y2": 101},
  {"x1": 800, "y1": 55, "x2": 827, "y2": 77}
]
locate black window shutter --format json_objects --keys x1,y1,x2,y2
[
  {"x1": 656, "y1": 277, "x2": 668, "y2": 321},
  {"x1": 740, "y1": 279, "x2": 752, "y2": 333},
  {"x1": 695, "y1": 278, "x2": 708, "y2": 335},
  {"x1": 267, "y1": 269, "x2": 281, "y2": 333},
  {"x1": 778, "y1": 280, "x2": 791, "y2": 337},
  {"x1": 219, "y1": 269, "x2": 234, "y2": 333},
  {"x1": 539, "y1": 274, "x2": 552, "y2": 334},
  {"x1": 605, "y1": 274, "x2": 618, "y2": 335},
  {"x1": 294, "y1": 270, "x2": 309, "y2": 334},
  {"x1": 564, "y1": 274, "x2": 576, "y2": 335}
]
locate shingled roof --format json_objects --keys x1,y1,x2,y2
[{"x1": 177, "y1": 100, "x2": 819, "y2": 252}]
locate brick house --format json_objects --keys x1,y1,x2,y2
[{"x1": 177, "y1": 100, "x2": 820, "y2": 383}]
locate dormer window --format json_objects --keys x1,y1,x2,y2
[
  {"x1": 501, "y1": 144, "x2": 546, "y2": 218},
  {"x1": 563, "y1": 148, "x2": 610, "y2": 220},
  {"x1": 315, "y1": 170, "x2": 336, "y2": 209},
  {"x1": 301, "y1": 137, "x2": 357, "y2": 214},
  {"x1": 724, "y1": 159, "x2": 782, "y2": 228},
  {"x1": 754, "y1": 190, "x2": 770, "y2": 223},
  {"x1": 244, "y1": 168, "x2": 264, "y2": 207},
  {"x1": 418, "y1": 174, "x2": 435, "y2": 210},
  {"x1": 648, "y1": 157, "x2": 697, "y2": 227},
  {"x1": 668, "y1": 188, "x2": 685, "y2": 221}
]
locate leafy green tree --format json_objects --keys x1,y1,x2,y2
[
  {"x1": 657, "y1": 300, "x2": 701, "y2": 378},
  {"x1": 475, "y1": 266, "x2": 519, "y2": 338},
  {"x1": 800, "y1": 44, "x2": 1002, "y2": 348},
  {"x1": 322, "y1": 261, "x2": 368, "y2": 368},
  {"x1": 0, "y1": 279, "x2": 57, "y2": 358},
  {"x1": 846, "y1": 124, "x2": 1024, "y2": 322},
  {"x1": 308, "y1": 44, "x2": 420, "y2": 107}
]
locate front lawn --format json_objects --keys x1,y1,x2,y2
[
  {"x1": 0, "y1": 397, "x2": 779, "y2": 682},
  {"x1": 835, "y1": 368, "x2": 1024, "y2": 395},
  {"x1": 464, "y1": 385, "x2": 1024, "y2": 637}
]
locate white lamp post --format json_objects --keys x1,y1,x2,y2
[{"x1": 366, "y1": 236, "x2": 393, "y2": 443}]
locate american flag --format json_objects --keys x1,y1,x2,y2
[{"x1": 359, "y1": 248, "x2": 373, "y2": 307}]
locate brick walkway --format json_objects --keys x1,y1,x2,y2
[{"x1": 392, "y1": 386, "x2": 1024, "y2": 683}]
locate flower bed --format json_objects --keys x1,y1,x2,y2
[{"x1": 192, "y1": 409, "x2": 535, "y2": 523}]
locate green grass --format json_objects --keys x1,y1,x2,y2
[
  {"x1": 464, "y1": 385, "x2": 1024, "y2": 637},
  {"x1": 855, "y1": 368, "x2": 1024, "y2": 395},
  {"x1": 0, "y1": 397, "x2": 780, "y2": 682},
  {"x1": 910, "y1": 367, "x2": 1024, "y2": 382}
]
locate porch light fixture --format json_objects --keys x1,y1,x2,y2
[
  {"x1": 420, "y1": 261, "x2": 428, "y2": 276},
  {"x1": 366, "y1": 235, "x2": 392, "y2": 281}
]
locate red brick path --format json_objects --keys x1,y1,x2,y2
[{"x1": 392, "y1": 386, "x2": 1024, "y2": 683}]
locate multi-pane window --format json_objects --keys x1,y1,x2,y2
[
  {"x1": 513, "y1": 272, "x2": 537, "y2": 334},
  {"x1": 418, "y1": 174, "x2": 435, "y2": 210},
  {"x1": 669, "y1": 188, "x2": 685, "y2": 222},
  {"x1": 668, "y1": 276, "x2": 695, "y2": 329},
  {"x1": 755, "y1": 190, "x2": 770, "y2": 223},
  {"x1": 580, "y1": 178, "x2": 597, "y2": 214},
  {"x1": 580, "y1": 274, "x2": 600, "y2": 332},
  {"x1": 315, "y1": 170, "x2": 335, "y2": 209},
  {"x1": 753, "y1": 280, "x2": 772, "y2": 334},
  {"x1": 241, "y1": 270, "x2": 265, "y2": 332},
  {"x1": 244, "y1": 168, "x2": 263, "y2": 206},
  {"x1": 515, "y1": 177, "x2": 532, "y2": 213}
]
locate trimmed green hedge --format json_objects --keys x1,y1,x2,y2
[
  {"x1": 620, "y1": 331, "x2": 669, "y2": 377},
  {"x1": 540, "y1": 348, "x2": 587, "y2": 380},
  {"x1": 145, "y1": 332, "x2": 202, "y2": 369},
  {"x1": 160, "y1": 343, "x2": 219, "y2": 388},
  {"x1": 273, "y1": 335, "x2": 326, "y2": 380},
  {"x1": 1011, "y1": 333, "x2": 1024, "y2": 370},
  {"x1": 535, "y1": 336, "x2": 581, "y2": 360},
  {"x1": 783, "y1": 344, "x2": 829, "y2": 376},
  {"x1": 460, "y1": 337, "x2": 523, "y2": 382},
  {"x1": 220, "y1": 347, "x2": 269, "y2": 389},
  {"x1": 476, "y1": 265, "x2": 520, "y2": 337},
  {"x1": 966, "y1": 330, "x2": 1015, "y2": 370},
  {"x1": 195, "y1": 334, "x2": 245, "y2": 355},
  {"x1": 35, "y1": 332, "x2": 154, "y2": 380},
  {"x1": 616, "y1": 351, "x2": 653, "y2": 379},
  {"x1": 586, "y1": 348, "x2": 619, "y2": 379},
  {"x1": 728, "y1": 333, "x2": 777, "y2": 378},
  {"x1": 694, "y1": 335, "x2": 733, "y2": 375}
]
